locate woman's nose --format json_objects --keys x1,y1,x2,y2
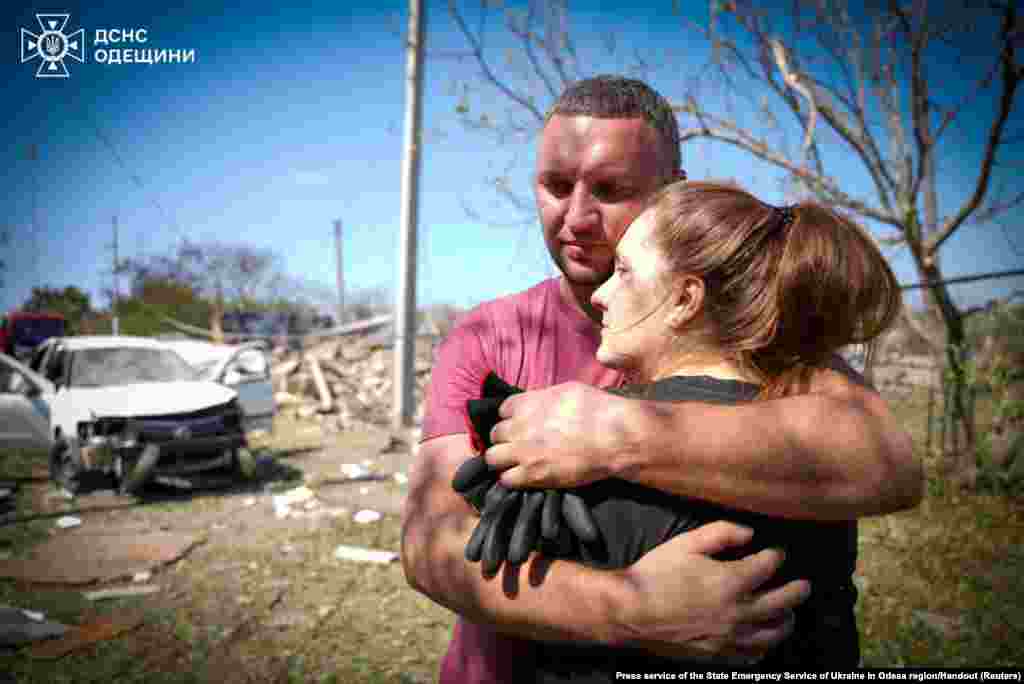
[{"x1": 591, "y1": 285, "x2": 607, "y2": 312}]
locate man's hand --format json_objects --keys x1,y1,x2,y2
[
  {"x1": 614, "y1": 521, "x2": 811, "y2": 663},
  {"x1": 487, "y1": 381, "x2": 624, "y2": 489}
]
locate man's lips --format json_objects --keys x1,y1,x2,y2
[{"x1": 561, "y1": 240, "x2": 609, "y2": 260}]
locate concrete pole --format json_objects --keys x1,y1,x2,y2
[
  {"x1": 112, "y1": 215, "x2": 120, "y2": 336},
  {"x1": 393, "y1": 0, "x2": 425, "y2": 430},
  {"x1": 334, "y1": 219, "x2": 344, "y2": 325}
]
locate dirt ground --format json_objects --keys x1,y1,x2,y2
[
  {"x1": 2, "y1": 391, "x2": 1022, "y2": 681},
  {"x1": 0, "y1": 418, "x2": 456, "y2": 683}
]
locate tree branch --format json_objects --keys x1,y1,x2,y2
[
  {"x1": 928, "y1": 5, "x2": 1021, "y2": 253},
  {"x1": 505, "y1": 1, "x2": 559, "y2": 102},
  {"x1": 674, "y1": 104, "x2": 901, "y2": 227},
  {"x1": 448, "y1": 0, "x2": 545, "y2": 123},
  {"x1": 539, "y1": 0, "x2": 573, "y2": 88}
]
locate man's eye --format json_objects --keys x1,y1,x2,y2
[
  {"x1": 545, "y1": 179, "x2": 572, "y2": 198},
  {"x1": 594, "y1": 184, "x2": 630, "y2": 202}
]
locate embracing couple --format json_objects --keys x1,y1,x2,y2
[{"x1": 402, "y1": 75, "x2": 921, "y2": 681}]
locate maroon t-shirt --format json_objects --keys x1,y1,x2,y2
[{"x1": 420, "y1": 277, "x2": 622, "y2": 683}]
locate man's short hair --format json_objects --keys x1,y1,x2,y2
[{"x1": 547, "y1": 75, "x2": 682, "y2": 177}]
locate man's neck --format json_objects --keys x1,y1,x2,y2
[{"x1": 559, "y1": 276, "x2": 603, "y2": 324}]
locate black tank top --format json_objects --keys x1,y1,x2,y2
[{"x1": 533, "y1": 375, "x2": 860, "y2": 681}]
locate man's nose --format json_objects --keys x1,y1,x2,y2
[{"x1": 565, "y1": 185, "x2": 598, "y2": 231}]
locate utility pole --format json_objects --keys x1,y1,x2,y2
[
  {"x1": 393, "y1": 0, "x2": 425, "y2": 430},
  {"x1": 111, "y1": 215, "x2": 120, "y2": 335},
  {"x1": 334, "y1": 219, "x2": 344, "y2": 325},
  {"x1": 29, "y1": 144, "x2": 40, "y2": 291}
]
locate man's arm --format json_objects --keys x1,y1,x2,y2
[
  {"x1": 487, "y1": 365, "x2": 922, "y2": 520},
  {"x1": 401, "y1": 433, "x2": 810, "y2": 658}
]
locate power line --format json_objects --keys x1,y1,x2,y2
[
  {"x1": 84, "y1": 109, "x2": 186, "y2": 245},
  {"x1": 899, "y1": 268, "x2": 1024, "y2": 291}
]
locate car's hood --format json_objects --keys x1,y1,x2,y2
[{"x1": 69, "y1": 382, "x2": 237, "y2": 418}]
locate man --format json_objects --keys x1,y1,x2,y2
[{"x1": 402, "y1": 76, "x2": 921, "y2": 681}]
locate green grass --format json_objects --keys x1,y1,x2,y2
[{"x1": 1, "y1": 393, "x2": 1021, "y2": 678}]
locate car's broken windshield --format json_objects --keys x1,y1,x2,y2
[{"x1": 70, "y1": 348, "x2": 199, "y2": 387}]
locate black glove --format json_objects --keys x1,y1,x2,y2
[
  {"x1": 453, "y1": 372, "x2": 603, "y2": 572},
  {"x1": 464, "y1": 483, "x2": 522, "y2": 575}
]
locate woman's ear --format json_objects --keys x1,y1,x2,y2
[{"x1": 665, "y1": 275, "x2": 705, "y2": 331}]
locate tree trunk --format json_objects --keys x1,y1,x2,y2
[
  {"x1": 908, "y1": 222, "x2": 977, "y2": 489},
  {"x1": 210, "y1": 286, "x2": 225, "y2": 345}
]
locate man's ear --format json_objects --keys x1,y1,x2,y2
[{"x1": 664, "y1": 275, "x2": 704, "y2": 330}]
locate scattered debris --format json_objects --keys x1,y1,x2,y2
[
  {"x1": 28, "y1": 613, "x2": 143, "y2": 659},
  {"x1": 132, "y1": 570, "x2": 152, "y2": 583},
  {"x1": 0, "y1": 532, "x2": 203, "y2": 584},
  {"x1": 273, "y1": 485, "x2": 315, "y2": 508},
  {"x1": 333, "y1": 545, "x2": 398, "y2": 564},
  {"x1": 317, "y1": 605, "x2": 334, "y2": 619},
  {"x1": 84, "y1": 585, "x2": 162, "y2": 601},
  {"x1": 55, "y1": 516, "x2": 81, "y2": 529},
  {"x1": 340, "y1": 463, "x2": 371, "y2": 479},
  {"x1": 0, "y1": 605, "x2": 67, "y2": 646},
  {"x1": 243, "y1": 497, "x2": 257, "y2": 507},
  {"x1": 359, "y1": 487, "x2": 370, "y2": 495},
  {"x1": 393, "y1": 472, "x2": 408, "y2": 485},
  {"x1": 353, "y1": 509, "x2": 382, "y2": 524},
  {"x1": 272, "y1": 485, "x2": 317, "y2": 518},
  {"x1": 268, "y1": 327, "x2": 446, "y2": 430}
]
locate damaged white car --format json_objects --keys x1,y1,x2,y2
[{"x1": 28, "y1": 336, "x2": 265, "y2": 495}]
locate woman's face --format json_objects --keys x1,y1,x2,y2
[{"x1": 591, "y1": 208, "x2": 679, "y2": 380}]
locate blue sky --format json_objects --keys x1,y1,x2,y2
[{"x1": 4, "y1": 0, "x2": 1022, "y2": 319}]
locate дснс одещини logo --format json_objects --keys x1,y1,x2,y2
[{"x1": 20, "y1": 13, "x2": 84, "y2": 78}]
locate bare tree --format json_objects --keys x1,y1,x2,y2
[
  {"x1": 123, "y1": 240, "x2": 286, "y2": 342},
  {"x1": 446, "y1": 0, "x2": 1023, "y2": 489}
]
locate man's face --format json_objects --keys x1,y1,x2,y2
[{"x1": 535, "y1": 115, "x2": 673, "y2": 288}]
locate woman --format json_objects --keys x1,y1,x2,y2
[{"x1": 457, "y1": 180, "x2": 902, "y2": 679}]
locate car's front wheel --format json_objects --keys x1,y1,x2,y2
[
  {"x1": 49, "y1": 439, "x2": 83, "y2": 495},
  {"x1": 113, "y1": 445, "x2": 161, "y2": 496},
  {"x1": 230, "y1": 447, "x2": 257, "y2": 480}
]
